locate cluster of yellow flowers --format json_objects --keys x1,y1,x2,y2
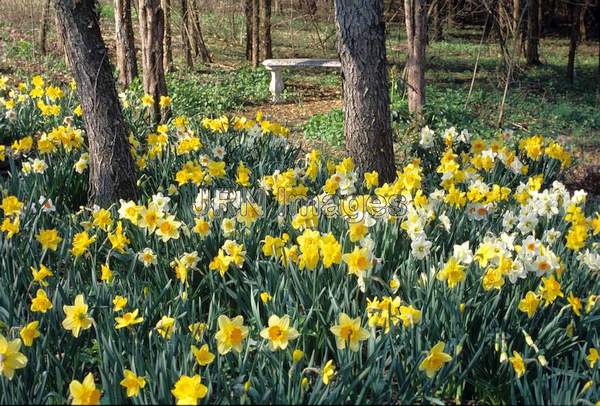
[
  {"x1": 0, "y1": 75, "x2": 599, "y2": 404},
  {"x1": 202, "y1": 112, "x2": 289, "y2": 137}
]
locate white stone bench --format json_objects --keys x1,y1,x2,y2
[{"x1": 262, "y1": 58, "x2": 341, "y2": 102}]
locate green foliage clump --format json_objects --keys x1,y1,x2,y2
[{"x1": 303, "y1": 108, "x2": 344, "y2": 147}]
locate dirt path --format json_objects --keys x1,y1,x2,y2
[
  {"x1": 242, "y1": 98, "x2": 341, "y2": 129},
  {"x1": 240, "y1": 94, "x2": 344, "y2": 156}
]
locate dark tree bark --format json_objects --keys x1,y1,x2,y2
[
  {"x1": 526, "y1": 0, "x2": 540, "y2": 65},
  {"x1": 245, "y1": 0, "x2": 252, "y2": 60},
  {"x1": 162, "y1": 0, "x2": 174, "y2": 72},
  {"x1": 537, "y1": 0, "x2": 543, "y2": 38},
  {"x1": 567, "y1": 1, "x2": 582, "y2": 83},
  {"x1": 53, "y1": 0, "x2": 138, "y2": 206},
  {"x1": 302, "y1": 0, "x2": 318, "y2": 15},
  {"x1": 260, "y1": 0, "x2": 273, "y2": 59},
  {"x1": 180, "y1": 0, "x2": 194, "y2": 68},
  {"x1": 38, "y1": 0, "x2": 52, "y2": 55},
  {"x1": 138, "y1": 0, "x2": 168, "y2": 123},
  {"x1": 334, "y1": 0, "x2": 396, "y2": 183},
  {"x1": 115, "y1": 0, "x2": 138, "y2": 87},
  {"x1": 252, "y1": 0, "x2": 260, "y2": 67},
  {"x1": 579, "y1": 0, "x2": 590, "y2": 40},
  {"x1": 404, "y1": 0, "x2": 427, "y2": 116},
  {"x1": 432, "y1": 0, "x2": 443, "y2": 41},
  {"x1": 189, "y1": 0, "x2": 212, "y2": 63}
]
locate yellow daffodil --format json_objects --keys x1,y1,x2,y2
[
  {"x1": 31, "y1": 264, "x2": 53, "y2": 286},
  {"x1": 191, "y1": 344, "x2": 215, "y2": 366},
  {"x1": 587, "y1": 348, "x2": 599, "y2": 368},
  {"x1": 155, "y1": 316, "x2": 176, "y2": 339},
  {"x1": 437, "y1": 257, "x2": 465, "y2": 288},
  {"x1": 62, "y1": 294, "x2": 93, "y2": 337},
  {"x1": 69, "y1": 373, "x2": 101, "y2": 405},
  {"x1": 539, "y1": 275, "x2": 564, "y2": 306},
  {"x1": 112, "y1": 295, "x2": 127, "y2": 312},
  {"x1": 35, "y1": 229, "x2": 62, "y2": 251},
  {"x1": 567, "y1": 292, "x2": 582, "y2": 317},
  {"x1": 518, "y1": 291, "x2": 541, "y2": 318},
  {"x1": 115, "y1": 309, "x2": 144, "y2": 329},
  {"x1": 342, "y1": 246, "x2": 372, "y2": 279},
  {"x1": 419, "y1": 341, "x2": 453, "y2": 378},
  {"x1": 509, "y1": 351, "x2": 526, "y2": 378},
  {"x1": 71, "y1": 231, "x2": 96, "y2": 257},
  {"x1": 120, "y1": 369, "x2": 146, "y2": 398},
  {"x1": 330, "y1": 313, "x2": 369, "y2": 352},
  {"x1": 19, "y1": 321, "x2": 41, "y2": 347},
  {"x1": 31, "y1": 289, "x2": 53, "y2": 313},
  {"x1": 399, "y1": 305, "x2": 422, "y2": 328},
  {"x1": 171, "y1": 374, "x2": 208, "y2": 405},
  {"x1": 215, "y1": 315, "x2": 248, "y2": 355},
  {"x1": 260, "y1": 314, "x2": 300, "y2": 351},
  {"x1": 321, "y1": 360, "x2": 336, "y2": 385},
  {"x1": 260, "y1": 291, "x2": 272, "y2": 303},
  {"x1": 0, "y1": 334, "x2": 27, "y2": 380},
  {"x1": 293, "y1": 349, "x2": 304, "y2": 363}
]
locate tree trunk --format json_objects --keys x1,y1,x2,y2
[
  {"x1": 513, "y1": 0, "x2": 520, "y2": 31},
  {"x1": 567, "y1": 1, "x2": 582, "y2": 83},
  {"x1": 138, "y1": 0, "x2": 168, "y2": 123},
  {"x1": 513, "y1": 0, "x2": 522, "y2": 53},
  {"x1": 180, "y1": 0, "x2": 194, "y2": 68},
  {"x1": 537, "y1": 0, "x2": 543, "y2": 38},
  {"x1": 526, "y1": 0, "x2": 540, "y2": 65},
  {"x1": 334, "y1": 0, "x2": 396, "y2": 183},
  {"x1": 404, "y1": 0, "x2": 427, "y2": 116},
  {"x1": 447, "y1": 0, "x2": 455, "y2": 28},
  {"x1": 432, "y1": 0, "x2": 443, "y2": 41},
  {"x1": 189, "y1": 0, "x2": 212, "y2": 63},
  {"x1": 579, "y1": 0, "x2": 590, "y2": 40},
  {"x1": 54, "y1": 13, "x2": 70, "y2": 66},
  {"x1": 53, "y1": 0, "x2": 138, "y2": 206},
  {"x1": 252, "y1": 0, "x2": 260, "y2": 67},
  {"x1": 245, "y1": 0, "x2": 252, "y2": 60},
  {"x1": 260, "y1": 0, "x2": 273, "y2": 59},
  {"x1": 115, "y1": 0, "x2": 138, "y2": 87},
  {"x1": 162, "y1": 0, "x2": 174, "y2": 72},
  {"x1": 38, "y1": 0, "x2": 52, "y2": 55}
]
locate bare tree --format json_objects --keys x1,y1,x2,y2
[
  {"x1": 53, "y1": 0, "x2": 138, "y2": 206},
  {"x1": 245, "y1": 0, "x2": 252, "y2": 60},
  {"x1": 513, "y1": 0, "x2": 520, "y2": 31},
  {"x1": 404, "y1": 0, "x2": 427, "y2": 116},
  {"x1": 526, "y1": 0, "x2": 540, "y2": 65},
  {"x1": 115, "y1": 0, "x2": 138, "y2": 87},
  {"x1": 431, "y1": 0, "x2": 443, "y2": 41},
  {"x1": 334, "y1": 0, "x2": 396, "y2": 183},
  {"x1": 252, "y1": 0, "x2": 260, "y2": 67},
  {"x1": 566, "y1": 0, "x2": 582, "y2": 83},
  {"x1": 181, "y1": 0, "x2": 194, "y2": 67},
  {"x1": 260, "y1": 0, "x2": 273, "y2": 59},
  {"x1": 189, "y1": 0, "x2": 212, "y2": 63},
  {"x1": 162, "y1": 0, "x2": 174, "y2": 72},
  {"x1": 138, "y1": 0, "x2": 169, "y2": 123},
  {"x1": 38, "y1": 0, "x2": 52, "y2": 55}
]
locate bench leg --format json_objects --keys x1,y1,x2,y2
[{"x1": 268, "y1": 68, "x2": 284, "y2": 103}]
